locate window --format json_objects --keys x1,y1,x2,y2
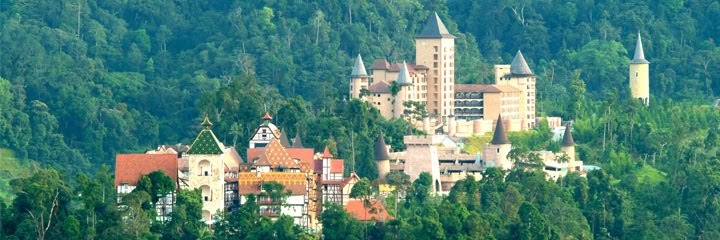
[
  {"x1": 434, "y1": 54, "x2": 438, "y2": 60},
  {"x1": 635, "y1": 72, "x2": 639, "y2": 78},
  {"x1": 434, "y1": 46, "x2": 438, "y2": 52}
]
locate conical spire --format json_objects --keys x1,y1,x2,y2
[
  {"x1": 322, "y1": 146, "x2": 333, "y2": 158},
  {"x1": 292, "y1": 133, "x2": 304, "y2": 148},
  {"x1": 631, "y1": 33, "x2": 650, "y2": 64},
  {"x1": 374, "y1": 132, "x2": 391, "y2": 161},
  {"x1": 201, "y1": 114, "x2": 213, "y2": 129},
  {"x1": 510, "y1": 50, "x2": 533, "y2": 75},
  {"x1": 407, "y1": 125, "x2": 414, "y2": 136},
  {"x1": 561, "y1": 123, "x2": 575, "y2": 147},
  {"x1": 417, "y1": 12, "x2": 455, "y2": 39},
  {"x1": 279, "y1": 129, "x2": 291, "y2": 148},
  {"x1": 396, "y1": 61, "x2": 413, "y2": 86},
  {"x1": 351, "y1": 54, "x2": 368, "y2": 77},
  {"x1": 491, "y1": 114, "x2": 510, "y2": 145}
]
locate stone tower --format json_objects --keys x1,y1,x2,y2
[
  {"x1": 186, "y1": 116, "x2": 226, "y2": 222},
  {"x1": 374, "y1": 132, "x2": 391, "y2": 180},
  {"x1": 630, "y1": 33, "x2": 650, "y2": 105},
  {"x1": 415, "y1": 12, "x2": 455, "y2": 118},
  {"x1": 350, "y1": 54, "x2": 370, "y2": 99},
  {"x1": 393, "y1": 61, "x2": 413, "y2": 118},
  {"x1": 495, "y1": 50, "x2": 536, "y2": 129},
  {"x1": 560, "y1": 122, "x2": 577, "y2": 171},
  {"x1": 483, "y1": 114, "x2": 513, "y2": 170}
]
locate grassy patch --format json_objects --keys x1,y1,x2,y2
[
  {"x1": 0, "y1": 148, "x2": 33, "y2": 203},
  {"x1": 635, "y1": 165, "x2": 667, "y2": 185},
  {"x1": 463, "y1": 132, "x2": 493, "y2": 154}
]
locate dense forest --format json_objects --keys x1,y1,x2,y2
[{"x1": 1, "y1": 0, "x2": 720, "y2": 239}]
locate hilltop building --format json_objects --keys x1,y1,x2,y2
[
  {"x1": 630, "y1": 33, "x2": 650, "y2": 105},
  {"x1": 350, "y1": 12, "x2": 538, "y2": 136},
  {"x1": 115, "y1": 113, "x2": 359, "y2": 228}
]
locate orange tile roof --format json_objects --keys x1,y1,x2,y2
[
  {"x1": 237, "y1": 172, "x2": 308, "y2": 195},
  {"x1": 345, "y1": 200, "x2": 392, "y2": 222},
  {"x1": 331, "y1": 159, "x2": 344, "y2": 173},
  {"x1": 114, "y1": 154, "x2": 178, "y2": 187},
  {"x1": 246, "y1": 145, "x2": 315, "y2": 172}
]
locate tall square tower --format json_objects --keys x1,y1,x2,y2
[{"x1": 415, "y1": 12, "x2": 456, "y2": 118}]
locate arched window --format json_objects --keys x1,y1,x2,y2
[
  {"x1": 198, "y1": 160, "x2": 211, "y2": 176},
  {"x1": 201, "y1": 185, "x2": 211, "y2": 202}
]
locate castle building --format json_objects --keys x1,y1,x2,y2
[
  {"x1": 351, "y1": 13, "x2": 538, "y2": 135},
  {"x1": 630, "y1": 33, "x2": 650, "y2": 105}
]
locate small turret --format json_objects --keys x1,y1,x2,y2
[
  {"x1": 561, "y1": 122, "x2": 577, "y2": 171},
  {"x1": 278, "y1": 129, "x2": 291, "y2": 148},
  {"x1": 510, "y1": 50, "x2": 533, "y2": 76},
  {"x1": 292, "y1": 133, "x2": 304, "y2": 148},
  {"x1": 374, "y1": 132, "x2": 391, "y2": 179},
  {"x1": 491, "y1": 115, "x2": 510, "y2": 145},
  {"x1": 396, "y1": 61, "x2": 413, "y2": 86},
  {"x1": 350, "y1": 54, "x2": 370, "y2": 99}
]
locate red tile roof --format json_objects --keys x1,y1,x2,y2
[
  {"x1": 247, "y1": 147, "x2": 315, "y2": 172},
  {"x1": 345, "y1": 200, "x2": 392, "y2": 221},
  {"x1": 322, "y1": 146, "x2": 333, "y2": 158},
  {"x1": 371, "y1": 59, "x2": 390, "y2": 70},
  {"x1": 331, "y1": 159, "x2": 344, "y2": 173},
  {"x1": 368, "y1": 81, "x2": 391, "y2": 93},
  {"x1": 115, "y1": 154, "x2": 178, "y2": 187}
]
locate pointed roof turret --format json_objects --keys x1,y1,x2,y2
[
  {"x1": 322, "y1": 146, "x2": 334, "y2": 159},
  {"x1": 562, "y1": 123, "x2": 575, "y2": 147},
  {"x1": 510, "y1": 50, "x2": 533, "y2": 76},
  {"x1": 416, "y1": 12, "x2": 456, "y2": 39},
  {"x1": 374, "y1": 132, "x2": 391, "y2": 161},
  {"x1": 187, "y1": 116, "x2": 224, "y2": 155},
  {"x1": 631, "y1": 33, "x2": 650, "y2": 64},
  {"x1": 490, "y1": 115, "x2": 510, "y2": 145},
  {"x1": 351, "y1": 54, "x2": 369, "y2": 77},
  {"x1": 396, "y1": 61, "x2": 413, "y2": 86},
  {"x1": 201, "y1": 114, "x2": 213, "y2": 129},
  {"x1": 292, "y1": 133, "x2": 304, "y2": 148},
  {"x1": 279, "y1": 129, "x2": 291, "y2": 148},
  {"x1": 262, "y1": 112, "x2": 272, "y2": 121},
  {"x1": 407, "y1": 125, "x2": 414, "y2": 136}
]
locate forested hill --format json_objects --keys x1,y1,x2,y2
[{"x1": 0, "y1": 1, "x2": 719, "y2": 171}]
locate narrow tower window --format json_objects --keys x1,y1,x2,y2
[{"x1": 635, "y1": 72, "x2": 639, "y2": 78}]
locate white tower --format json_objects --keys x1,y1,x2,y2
[
  {"x1": 349, "y1": 54, "x2": 370, "y2": 99},
  {"x1": 630, "y1": 33, "x2": 650, "y2": 105}
]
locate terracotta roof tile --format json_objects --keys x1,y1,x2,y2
[
  {"x1": 115, "y1": 154, "x2": 178, "y2": 187},
  {"x1": 237, "y1": 172, "x2": 308, "y2": 195},
  {"x1": 454, "y1": 84, "x2": 490, "y2": 93},
  {"x1": 371, "y1": 59, "x2": 390, "y2": 70},
  {"x1": 331, "y1": 159, "x2": 344, "y2": 173},
  {"x1": 345, "y1": 200, "x2": 392, "y2": 221},
  {"x1": 368, "y1": 81, "x2": 391, "y2": 93}
]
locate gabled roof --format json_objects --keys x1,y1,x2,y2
[
  {"x1": 253, "y1": 139, "x2": 300, "y2": 169},
  {"x1": 368, "y1": 81, "x2": 391, "y2": 93},
  {"x1": 561, "y1": 123, "x2": 575, "y2": 147},
  {"x1": 396, "y1": 61, "x2": 413, "y2": 86},
  {"x1": 416, "y1": 12, "x2": 455, "y2": 39},
  {"x1": 351, "y1": 54, "x2": 369, "y2": 77},
  {"x1": 371, "y1": 59, "x2": 390, "y2": 70},
  {"x1": 292, "y1": 133, "x2": 304, "y2": 148},
  {"x1": 115, "y1": 154, "x2": 178, "y2": 187},
  {"x1": 279, "y1": 130, "x2": 292, "y2": 148},
  {"x1": 345, "y1": 200, "x2": 393, "y2": 221},
  {"x1": 454, "y1": 84, "x2": 489, "y2": 93},
  {"x1": 187, "y1": 116, "x2": 224, "y2": 155},
  {"x1": 510, "y1": 50, "x2": 533, "y2": 76},
  {"x1": 247, "y1": 147, "x2": 315, "y2": 172},
  {"x1": 631, "y1": 33, "x2": 650, "y2": 64},
  {"x1": 374, "y1": 132, "x2": 391, "y2": 161},
  {"x1": 491, "y1": 115, "x2": 510, "y2": 145}
]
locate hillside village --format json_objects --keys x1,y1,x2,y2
[{"x1": 113, "y1": 12, "x2": 651, "y2": 230}]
